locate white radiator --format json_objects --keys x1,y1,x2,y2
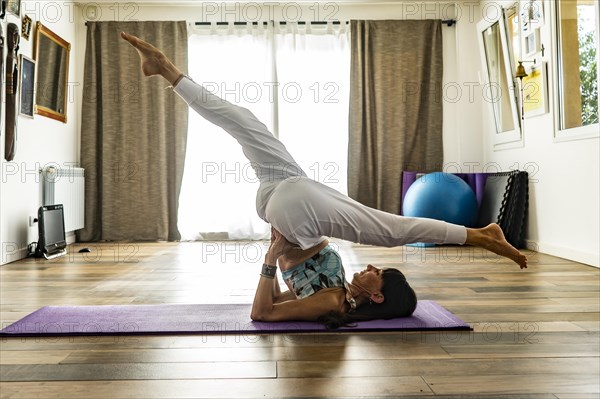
[{"x1": 42, "y1": 167, "x2": 85, "y2": 233}]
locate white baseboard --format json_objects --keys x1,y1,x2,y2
[
  {"x1": 2, "y1": 247, "x2": 30, "y2": 265},
  {"x1": 66, "y1": 232, "x2": 76, "y2": 244},
  {"x1": 525, "y1": 240, "x2": 600, "y2": 268}
]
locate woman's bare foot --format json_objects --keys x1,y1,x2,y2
[
  {"x1": 120, "y1": 32, "x2": 183, "y2": 85},
  {"x1": 466, "y1": 223, "x2": 528, "y2": 269}
]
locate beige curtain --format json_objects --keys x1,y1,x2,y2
[
  {"x1": 348, "y1": 20, "x2": 444, "y2": 214},
  {"x1": 78, "y1": 21, "x2": 188, "y2": 241}
]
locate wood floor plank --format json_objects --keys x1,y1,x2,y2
[
  {"x1": 59, "y1": 344, "x2": 452, "y2": 364},
  {"x1": 0, "y1": 361, "x2": 276, "y2": 381},
  {"x1": 423, "y1": 374, "x2": 599, "y2": 395},
  {"x1": 457, "y1": 312, "x2": 600, "y2": 323},
  {"x1": 0, "y1": 376, "x2": 433, "y2": 398},
  {"x1": 469, "y1": 321, "x2": 586, "y2": 333},
  {"x1": 442, "y1": 343, "x2": 599, "y2": 358},
  {"x1": 0, "y1": 350, "x2": 70, "y2": 365},
  {"x1": 572, "y1": 321, "x2": 600, "y2": 331},
  {"x1": 277, "y1": 357, "x2": 600, "y2": 378},
  {"x1": 0, "y1": 328, "x2": 591, "y2": 353}
]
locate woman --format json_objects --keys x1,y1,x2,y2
[
  {"x1": 121, "y1": 32, "x2": 527, "y2": 327},
  {"x1": 254, "y1": 226, "x2": 418, "y2": 328}
]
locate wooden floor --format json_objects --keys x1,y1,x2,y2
[{"x1": 1, "y1": 241, "x2": 599, "y2": 398}]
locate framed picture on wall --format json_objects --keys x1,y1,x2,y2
[
  {"x1": 522, "y1": 62, "x2": 548, "y2": 118},
  {"x1": 7, "y1": 0, "x2": 20, "y2": 17},
  {"x1": 520, "y1": 0, "x2": 545, "y2": 33},
  {"x1": 524, "y1": 27, "x2": 541, "y2": 57},
  {"x1": 22, "y1": 14, "x2": 32, "y2": 40},
  {"x1": 19, "y1": 55, "x2": 36, "y2": 118}
]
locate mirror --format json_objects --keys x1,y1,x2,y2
[
  {"x1": 34, "y1": 22, "x2": 70, "y2": 123},
  {"x1": 477, "y1": 8, "x2": 522, "y2": 148}
]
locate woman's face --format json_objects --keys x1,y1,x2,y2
[{"x1": 352, "y1": 264, "x2": 384, "y2": 292}]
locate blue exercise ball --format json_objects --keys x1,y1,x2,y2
[{"x1": 402, "y1": 172, "x2": 478, "y2": 227}]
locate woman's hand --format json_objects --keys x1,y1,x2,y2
[{"x1": 265, "y1": 227, "x2": 296, "y2": 265}]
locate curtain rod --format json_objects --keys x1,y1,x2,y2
[
  {"x1": 84, "y1": 20, "x2": 347, "y2": 26},
  {"x1": 193, "y1": 19, "x2": 456, "y2": 26},
  {"x1": 82, "y1": 21, "x2": 346, "y2": 26},
  {"x1": 84, "y1": 19, "x2": 456, "y2": 26},
  {"x1": 193, "y1": 21, "x2": 348, "y2": 26}
]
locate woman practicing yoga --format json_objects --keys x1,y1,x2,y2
[{"x1": 121, "y1": 32, "x2": 527, "y2": 328}]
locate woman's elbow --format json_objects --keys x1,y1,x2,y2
[
  {"x1": 250, "y1": 307, "x2": 271, "y2": 322},
  {"x1": 250, "y1": 311, "x2": 263, "y2": 321}
]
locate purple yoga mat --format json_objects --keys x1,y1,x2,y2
[{"x1": 0, "y1": 300, "x2": 470, "y2": 336}]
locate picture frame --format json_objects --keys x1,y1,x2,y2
[
  {"x1": 524, "y1": 27, "x2": 541, "y2": 56},
  {"x1": 520, "y1": 0, "x2": 544, "y2": 32},
  {"x1": 7, "y1": 0, "x2": 20, "y2": 17},
  {"x1": 34, "y1": 22, "x2": 71, "y2": 123},
  {"x1": 522, "y1": 62, "x2": 548, "y2": 118},
  {"x1": 529, "y1": 0, "x2": 545, "y2": 27},
  {"x1": 21, "y1": 14, "x2": 32, "y2": 40},
  {"x1": 19, "y1": 54, "x2": 36, "y2": 118}
]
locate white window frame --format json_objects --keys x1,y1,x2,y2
[
  {"x1": 551, "y1": 0, "x2": 600, "y2": 142},
  {"x1": 477, "y1": 7, "x2": 524, "y2": 150}
]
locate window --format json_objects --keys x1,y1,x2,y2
[
  {"x1": 274, "y1": 24, "x2": 350, "y2": 195},
  {"x1": 178, "y1": 30, "x2": 273, "y2": 241},
  {"x1": 555, "y1": 0, "x2": 600, "y2": 140},
  {"x1": 477, "y1": 8, "x2": 523, "y2": 149},
  {"x1": 178, "y1": 24, "x2": 350, "y2": 240},
  {"x1": 506, "y1": 5, "x2": 522, "y2": 72}
]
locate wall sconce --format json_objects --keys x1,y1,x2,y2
[{"x1": 516, "y1": 59, "x2": 537, "y2": 120}]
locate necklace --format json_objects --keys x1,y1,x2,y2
[
  {"x1": 344, "y1": 281, "x2": 371, "y2": 311},
  {"x1": 344, "y1": 282, "x2": 358, "y2": 310}
]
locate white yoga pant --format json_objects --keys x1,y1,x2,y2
[{"x1": 174, "y1": 77, "x2": 467, "y2": 250}]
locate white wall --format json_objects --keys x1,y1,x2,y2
[
  {"x1": 478, "y1": 0, "x2": 599, "y2": 266},
  {"x1": 0, "y1": 1, "x2": 80, "y2": 264}
]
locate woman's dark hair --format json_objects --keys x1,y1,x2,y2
[{"x1": 318, "y1": 269, "x2": 417, "y2": 329}]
